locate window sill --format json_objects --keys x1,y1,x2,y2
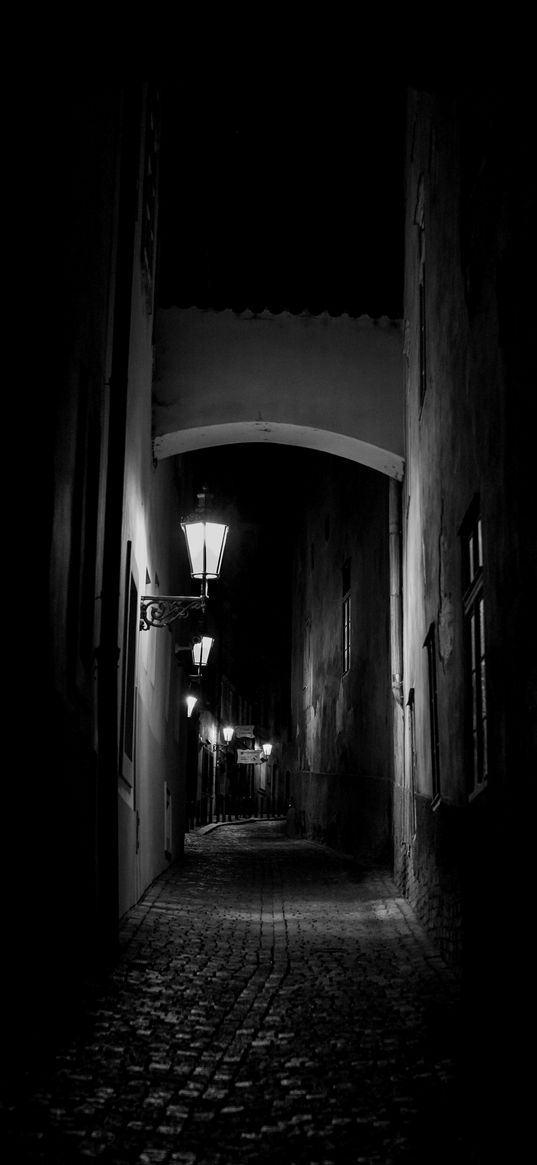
[{"x1": 468, "y1": 780, "x2": 488, "y2": 804}]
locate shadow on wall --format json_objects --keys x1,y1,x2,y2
[{"x1": 290, "y1": 771, "x2": 393, "y2": 866}]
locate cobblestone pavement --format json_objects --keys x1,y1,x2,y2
[{"x1": 2, "y1": 821, "x2": 482, "y2": 1163}]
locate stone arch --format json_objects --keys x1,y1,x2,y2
[{"x1": 153, "y1": 308, "x2": 405, "y2": 480}]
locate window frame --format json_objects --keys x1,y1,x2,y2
[
  {"x1": 460, "y1": 499, "x2": 488, "y2": 800},
  {"x1": 423, "y1": 622, "x2": 441, "y2": 807},
  {"x1": 120, "y1": 541, "x2": 139, "y2": 791}
]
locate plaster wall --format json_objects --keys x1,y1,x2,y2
[
  {"x1": 289, "y1": 455, "x2": 393, "y2": 862},
  {"x1": 116, "y1": 105, "x2": 186, "y2": 919},
  {"x1": 397, "y1": 91, "x2": 476, "y2": 963},
  {"x1": 397, "y1": 87, "x2": 535, "y2": 969}
]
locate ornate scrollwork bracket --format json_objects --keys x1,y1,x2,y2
[{"x1": 140, "y1": 595, "x2": 207, "y2": 631}]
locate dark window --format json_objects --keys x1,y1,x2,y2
[
  {"x1": 423, "y1": 623, "x2": 440, "y2": 804},
  {"x1": 406, "y1": 687, "x2": 417, "y2": 836},
  {"x1": 460, "y1": 499, "x2": 488, "y2": 797},
  {"x1": 124, "y1": 572, "x2": 138, "y2": 762},
  {"x1": 120, "y1": 542, "x2": 139, "y2": 788}
]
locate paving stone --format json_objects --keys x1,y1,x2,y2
[{"x1": 2, "y1": 820, "x2": 484, "y2": 1162}]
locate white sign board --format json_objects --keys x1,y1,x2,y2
[
  {"x1": 237, "y1": 749, "x2": 264, "y2": 765},
  {"x1": 234, "y1": 725, "x2": 255, "y2": 738}
]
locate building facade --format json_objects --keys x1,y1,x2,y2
[
  {"x1": 9, "y1": 81, "x2": 534, "y2": 1108},
  {"x1": 287, "y1": 454, "x2": 394, "y2": 860}
]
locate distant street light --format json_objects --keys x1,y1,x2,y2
[
  {"x1": 192, "y1": 635, "x2": 214, "y2": 668},
  {"x1": 175, "y1": 634, "x2": 215, "y2": 674}
]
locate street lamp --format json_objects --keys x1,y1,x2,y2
[
  {"x1": 262, "y1": 742, "x2": 273, "y2": 758},
  {"x1": 192, "y1": 635, "x2": 214, "y2": 668},
  {"x1": 181, "y1": 489, "x2": 229, "y2": 595},
  {"x1": 140, "y1": 488, "x2": 229, "y2": 630},
  {"x1": 175, "y1": 634, "x2": 215, "y2": 674},
  {"x1": 186, "y1": 693, "x2": 198, "y2": 717},
  {"x1": 222, "y1": 726, "x2": 235, "y2": 744}
]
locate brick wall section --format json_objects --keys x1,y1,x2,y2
[{"x1": 393, "y1": 786, "x2": 463, "y2": 967}]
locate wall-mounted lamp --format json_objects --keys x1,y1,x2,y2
[
  {"x1": 213, "y1": 722, "x2": 234, "y2": 750},
  {"x1": 186, "y1": 694, "x2": 198, "y2": 717},
  {"x1": 175, "y1": 635, "x2": 215, "y2": 673},
  {"x1": 262, "y1": 742, "x2": 273, "y2": 758},
  {"x1": 192, "y1": 635, "x2": 214, "y2": 669},
  {"x1": 140, "y1": 488, "x2": 229, "y2": 630}
]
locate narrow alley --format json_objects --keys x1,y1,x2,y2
[
  {"x1": 3, "y1": 821, "x2": 481, "y2": 1164},
  {"x1": 8, "y1": 67, "x2": 533, "y2": 1165}
]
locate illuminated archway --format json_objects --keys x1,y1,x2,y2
[{"x1": 153, "y1": 308, "x2": 404, "y2": 480}]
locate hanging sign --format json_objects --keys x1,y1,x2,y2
[
  {"x1": 237, "y1": 749, "x2": 264, "y2": 765},
  {"x1": 234, "y1": 725, "x2": 255, "y2": 738}
]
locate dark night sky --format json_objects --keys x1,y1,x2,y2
[
  {"x1": 157, "y1": 72, "x2": 408, "y2": 320},
  {"x1": 152, "y1": 60, "x2": 527, "y2": 707},
  {"x1": 155, "y1": 54, "x2": 526, "y2": 324},
  {"x1": 155, "y1": 69, "x2": 410, "y2": 698}
]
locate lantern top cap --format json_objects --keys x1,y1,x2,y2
[
  {"x1": 182, "y1": 485, "x2": 225, "y2": 526},
  {"x1": 195, "y1": 486, "x2": 211, "y2": 514}
]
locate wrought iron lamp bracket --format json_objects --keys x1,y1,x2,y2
[{"x1": 140, "y1": 595, "x2": 207, "y2": 631}]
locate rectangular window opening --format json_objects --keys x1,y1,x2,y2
[
  {"x1": 423, "y1": 623, "x2": 440, "y2": 804},
  {"x1": 460, "y1": 498, "x2": 488, "y2": 798},
  {"x1": 120, "y1": 542, "x2": 139, "y2": 791}
]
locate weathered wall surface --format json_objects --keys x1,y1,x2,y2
[
  {"x1": 396, "y1": 89, "x2": 469, "y2": 965},
  {"x1": 288, "y1": 455, "x2": 393, "y2": 862},
  {"x1": 33, "y1": 85, "x2": 190, "y2": 946},
  {"x1": 398, "y1": 84, "x2": 535, "y2": 993},
  {"x1": 116, "y1": 97, "x2": 187, "y2": 918}
]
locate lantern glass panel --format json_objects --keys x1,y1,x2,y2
[
  {"x1": 192, "y1": 636, "x2": 214, "y2": 667},
  {"x1": 182, "y1": 521, "x2": 229, "y2": 580}
]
